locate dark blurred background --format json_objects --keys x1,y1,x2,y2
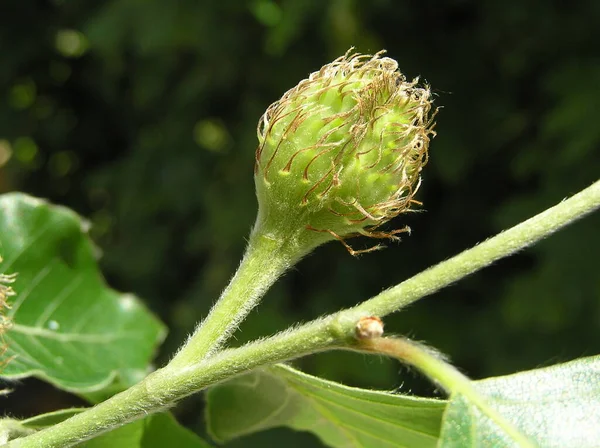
[{"x1": 1, "y1": 0, "x2": 599, "y2": 446}]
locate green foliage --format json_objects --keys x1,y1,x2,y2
[
  {"x1": 206, "y1": 364, "x2": 445, "y2": 447},
  {"x1": 82, "y1": 413, "x2": 211, "y2": 448},
  {"x1": 440, "y1": 356, "x2": 600, "y2": 447},
  {"x1": 0, "y1": 193, "x2": 165, "y2": 394}
]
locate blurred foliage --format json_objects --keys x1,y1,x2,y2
[{"x1": 0, "y1": 0, "x2": 599, "y2": 446}]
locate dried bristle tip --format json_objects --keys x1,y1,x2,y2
[
  {"x1": 0, "y1": 273, "x2": 16, "y2": 312},
  {"x1": 355, "y1": 316, "x2": 384, "y2": 339},
  {"x1": 254, "y1": 50, "x2": 436, "y2": 254},
  {"x1": 0, "y1": 257, "x2": 16, "y2": 369}
]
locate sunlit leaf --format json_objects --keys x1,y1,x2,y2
[
  {"x1": 206, "y1": 364, "x2": 445, "y2": 448},
  {"x1": 0, "y1": 193, "x2": 166, "y2": 394},
  {"x1": 439, "y1": 356, "x2": 600, "y2": 447}
]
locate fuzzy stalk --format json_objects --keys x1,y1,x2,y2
[
  {"x1": 169, "y1": 221, "x2": 301, "y2": 368},
  {"x1": 352, "y1": 179, "x2": 600, "y2": 317},
  {"x1": 8, "y1": 316, "x2": 343, "y2": 448}
]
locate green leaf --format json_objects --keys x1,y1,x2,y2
[
  {"x1": 206, "y1": 364, "x2": 446, "y2": 448},
  {"x1": 82, "y1": 413, "x2": 212, "y2": 448},
  {"x1": 439, "y1": 356, "x2": 600, "y2": 447},
  {"x1": 3, "y1": 411, "x2": 211, "y2": 447},
  {"x1": 0, "y1": 193, "x2": 166, "y2": 394},
  {"x1": 20, "y1": 408, "x2": 86, "y2": 428}
]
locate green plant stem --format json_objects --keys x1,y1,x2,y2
[
  {"x1": 11, "y1": 179, "x2": 599, "y2": 447},
  {"x1": 169, "y1": 228, "x2": 295, "y2": 368},
  {"x1": 353, "y1": 178, "x2": 600, "y2": 317},
  {"x1": 8, "y1": 316, "x2": 342, "y2": 448},
  {"x1": 357, "y1": 337, "x2": 536, "y2": 448}
]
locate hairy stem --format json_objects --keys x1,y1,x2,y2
[
  {"x1": 11, "y1": 179, "x2": 599, "y2": 447},
  {"x1": 353, "y1": 179, "x2": 600, "y2": 317},
  {"x1": 169, "y1": 227, "x2": 295, "y2": 368},
  {"x1": 8, "y1": 316, "x2": 342, "y2": 448},
  {"x1": 357, "y1": 337, "x2": 536, "y2": 447}
]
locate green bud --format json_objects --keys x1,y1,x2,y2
[{"x1": 254, "y1": 50, "x2": 436, "y2": 255}]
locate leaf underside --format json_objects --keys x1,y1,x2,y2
[
  {"x1": 206, "y1": 364, "x2": 446, "y2": 448},
  {"x1": 439, "y1": 355, "x2": 600, "y2": 448}
]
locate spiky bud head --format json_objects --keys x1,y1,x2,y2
[{"x1": 254, "y1": 51, "x2": 435, "y2": 255}]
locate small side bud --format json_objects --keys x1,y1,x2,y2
[
  {"x1": 254, "y1": 50, "x2": 436, "y2": 255},
  {"x1": 355, "y1": 316, "x2": 384, "y2": 339}
]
